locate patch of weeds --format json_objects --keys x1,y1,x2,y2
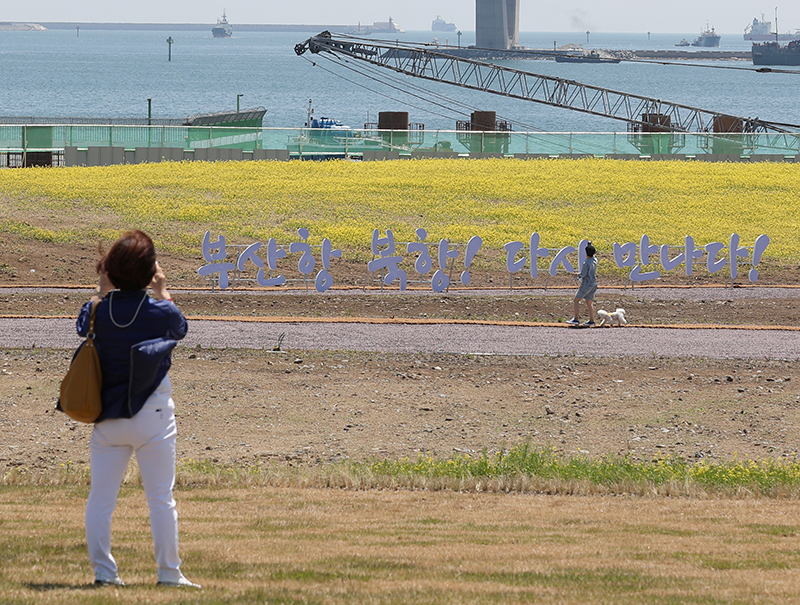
[
  {"x1": 268, "y1": 566, "x2": 361, "y2": 583},
  {"x1": 216, "y1": 589, "x2": 324, "y2": 605},
  {"x1": 746, "y1": 523, "x2": 799, "y2": 537},
  {"x1": 320, "y1": 556, "x2": 418, "y2": 579},
  {"x1": 627, "y1": 524, "x2": 699, "y2": 538},
  {"x1": 696, "y1": 554, "x2": 792, "y2": 571},
  {"x1": 464, "y1": 567, "x2": 672, "y2": 592},
  {"x1": 187, "y1": 495, "x2": 239, "y2": 503},
  {"x1": 182, "y1": 552, "x2": 253, "y2": 580},
  {"x1": 251, "y1": 516, "x2": 318, "y2": 534}
]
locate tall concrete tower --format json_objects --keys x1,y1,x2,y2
[{"x1": 476, "y1": 0, "x2": 520, "y2": 50}]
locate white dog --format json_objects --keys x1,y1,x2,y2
[{"x1": 597, "y1": 308, "x2": 627, "y2": 327}]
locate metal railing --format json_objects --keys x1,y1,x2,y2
[{"x1": 1, "y1": 124, "x2": 798, "y2": 160}]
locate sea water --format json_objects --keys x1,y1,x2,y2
[{"x1": 0, "y1": 28, "x2": 798, "y2": 132}]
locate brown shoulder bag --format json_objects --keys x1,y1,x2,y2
[{"x1": 58, "y1": 300, "x2": 103, "y2": 423}]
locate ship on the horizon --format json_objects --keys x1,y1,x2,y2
[
  {"x1": 752, "y1": 39, "x2": 800, "y2": 65},
  {"x1": 212, "y1": 10, "x2": 232, "y2": 38},
  {"x1": 432, "y1": 15, "x2": 457, "y2": 32},
  {"x1": 346, "y1": 17, "x2": 405, "y2": 35},
  {"x1": 691, "y1": 23, "x2": 720, "y2": 47},
  {"x1": 369, "y1": 17, "x2": 405, "y2": 34},
  {"x1": 744, "y1": 13, "x2": 800, "y2": 41}
]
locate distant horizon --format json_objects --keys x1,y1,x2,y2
[
  {"x1": 2, "y1": 21, "x2": 767, "y2": 36},
  {"x1": 4, "y1": 0, "x2": 800, "y2": 37}
]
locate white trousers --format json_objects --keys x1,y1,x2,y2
[{"x1": 85, "y1": 375, "x2": 185, "y2": 583}]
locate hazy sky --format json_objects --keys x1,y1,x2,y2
[{"x1": 5, "y1": 1, "x2": 800, "y2": 35}]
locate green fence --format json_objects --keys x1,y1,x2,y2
[{"x1": 1, "y1": 124, "x2": 799, "y2": 159}]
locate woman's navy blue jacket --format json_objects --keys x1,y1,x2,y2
[{"x1": 76, "y1": 290, "x2": 187, "y2": 421}]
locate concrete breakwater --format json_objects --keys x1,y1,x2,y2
[
  {"x1": 37, "y1": 22, "x2": 349, "y2": 32},
  {"x1": 13, "y1": 24, "x2": 753, "y2": 61},
  {"x1": 0, "y1": 22, "x2": 48, "y2": 31},
  {"x1": 432, "y1": 48, "x2": 752, "y2": 61},
  {"x1": 629, "y1": 49, "x2": 751, "y2": 60}
]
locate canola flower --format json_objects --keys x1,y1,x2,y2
[{"x1": 0, "y1": 158, "x2": 798, "y2": 260}]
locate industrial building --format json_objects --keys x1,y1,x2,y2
[{"x1": 475, "y1": 0, "x2": 520, "y2": 50}]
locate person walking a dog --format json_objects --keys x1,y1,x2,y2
[{"x1": 566, "y1": 242, "x2": 598, "y2": 327}]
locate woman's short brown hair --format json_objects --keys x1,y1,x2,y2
[{"x1": 97, "y1": 230, "x2": 157, "y2": 291}]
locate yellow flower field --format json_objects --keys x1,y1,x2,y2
[{"x1": 0, "y1": 158, "x2": 797, "y2": 260}]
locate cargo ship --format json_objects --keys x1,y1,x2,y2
[
  {"x1": 432, "y1": 15, "x2": 457, "y2": 32},
  {"x1": 212, "y1": 10, "x2": 232, "y2": 38},
  {"x1": 691, "y1": 24, "x2": 720, "y2": 47},
  {"x1": 752, "y1": 39, "x2": 800, "y2": 65},
  {"x1": 744, "y1": 14, "x2": 800, "y2": 41}
]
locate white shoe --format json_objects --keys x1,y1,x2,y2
[
  {"x1": 95, "y1": 576, "x2": 125, "y2": 586},
  {"x1": 158, "y1": 576, "x2": 201, "y2": 589}
]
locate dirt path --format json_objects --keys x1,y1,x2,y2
[
  {"x1": 2, "y1": 285, "x2": 799, "y2": 476},
  {"x1": 2, "y1": 284, "x2": 799, "y2": 358},
  {"x1": 1, "y1": 316, "x2": 799, "y2": 359}
]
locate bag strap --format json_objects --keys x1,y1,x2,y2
[{"x1": 87, "y1": 300, "x2": 100, "y2": 341}]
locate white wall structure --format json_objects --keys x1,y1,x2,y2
[{"x1": 475, "y1": 0, "x2": 520, "y2": 50}]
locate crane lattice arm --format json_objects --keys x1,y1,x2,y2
[{"x1": 295, "y1": 32, "x2": 789, "y2": 134}]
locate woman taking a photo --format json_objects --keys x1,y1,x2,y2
[{"x1": 75, "y1": 229, "x2": 199, "y2": 588}]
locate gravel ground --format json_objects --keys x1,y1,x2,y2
[
  {"x1": 1, "y1": 316, "x2": 798, "y2": 359},
  {"x1": 2, "y1": 286, "x2": 799, "y2": 471},
  {"x1": 3, "y1": 284, "x2": 800, "y2": 359}
]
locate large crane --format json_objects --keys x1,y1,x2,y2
[{"x1": 295, "y1": 31, "x2": 796, "y2": 135}]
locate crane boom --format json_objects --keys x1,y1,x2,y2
[{"x1": 295, "y1": 32, "x2": 791, "y2": 134}]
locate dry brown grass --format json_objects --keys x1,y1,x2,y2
[{"x1": 3, "y1": 484, "x2": 800, "y2": 604}]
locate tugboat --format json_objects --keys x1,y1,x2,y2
[
  {"x1": 674, "y1": 38, "x2": 690, "y2": 47},
  {"x1": 431, "y1": 15, "x2": 457, "y2": 32},
  {"x1": 287, "y1": 100, "x2": 401, "y2": 158},
  {"x1": 212, "y1": 10, "x2": 232, "y2": 38},
  {"x1": 691, "y1": 24, "x2": 720, "y2": 47}
]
